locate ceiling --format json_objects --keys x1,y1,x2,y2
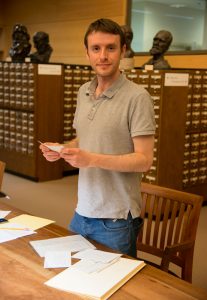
[{"x1": 132, "y1": 0, "x2": 206, "y2": 10}]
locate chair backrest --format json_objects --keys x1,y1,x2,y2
[
  {"x1": 137, "y1": 182, "x2": 203, "y2": 282},
  {"x1": 0, "y1": 161, "x2": 6, "y2": 191}
]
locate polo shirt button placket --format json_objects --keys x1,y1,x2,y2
[{"x1": 88, "y1": 101, "x2": 102, "y2": 120}]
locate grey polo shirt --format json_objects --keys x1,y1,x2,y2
[{"x1": 73, "y1": 73, "x2": 155, "y2": 219}]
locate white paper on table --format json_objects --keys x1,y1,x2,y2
[
  {"x1": 44, "y1": 250, "x2": 71, "y2": 268},
  {"x1": 30, "y1": 235, "x2": 96, "y2": 257},
  {"x1": 0, "y1": 210, "x2": 11, "y2": 218},
  {"x1": 72, "y1": 249, "x2": 122, "y2": 264},
  {"x1": 72, "y1": 258, "x2": 120, "y2": 274},
  {"x1": 0, "y1": 222, "x2": 36, "y2": 243},
  {"x1": 8, "y1": 214, "x2": 55, "y2": 230},
  {"x1": 45, "y1": 257, "x2": 146, "y2": 300}
]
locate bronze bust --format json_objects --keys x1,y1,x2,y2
[
  {"x1": 9, "y1": 24, "x2": 31, "y2": 63},
  {"x1": 142, "y1": 30, "x2": 173, "y2": 69},
  {"x1": 29, "y1": 31, "x2": 53, "y2": 63},
  {"x1": 121, "y1": 25, "x2": 134, "y2": 58}
]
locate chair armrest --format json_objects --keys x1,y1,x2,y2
[{"x1": 160, "y1": 240, "x2": 194, "y2": 271}]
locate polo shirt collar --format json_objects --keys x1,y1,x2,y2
[{"x1": 86, "y1": 73, "x2": 126, "y2": 99}]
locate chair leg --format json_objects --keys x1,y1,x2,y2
[{"x1": 182, "y1": 249, "x2": 194, "y2": 283}]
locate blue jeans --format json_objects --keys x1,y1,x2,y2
[{"x1": 69, "y1": 212, "x2": 143, "y2": 258}]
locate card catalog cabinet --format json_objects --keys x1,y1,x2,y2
[
  {"x1": 63, "y1": 64, "x2": 94, "y2": 172},
  {"x1": 0, "y1": 62, "x2": 63, "y2": 181},
  {"x1": 125, "y1": 69, "x2": 206, "y2": 200},
  {"x1": 1, "y1": 62, "x2": 206, "y2": 199},
  {"x1": 183, "y1": 70, "x2": 207, "y2": 198}
]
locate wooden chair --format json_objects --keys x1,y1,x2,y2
[
  {"x1": 0, "y1": 161, "x2": 10, "y2": 199},
  {"x1": 137, "y1": 182, "x2": 203, "y2": 283},
  {"x1": 0, "y1": 160, "x2": 6, "y2": 191}
]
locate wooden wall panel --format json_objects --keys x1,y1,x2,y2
[
  {"x1": 1, "y1": 0, "x2": 127, "y2": 64},
  {"x1": 0, "y1": 2, "x2": 3, "y2": 26},
  {"x1": 134, "y1": 54, "x2": 207, "y2": 70},
  {"x1": 1, "y1": 0, "x2": 206, "y2": 68},
  {"x1": 1, "y1": 0, "x2": 126, "y2": 24},
  {"x1": 0, "y1": 1, "x2": 3, "y2": 60}
]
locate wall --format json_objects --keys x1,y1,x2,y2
[
  {"x1": 0, "y1": 0, "x2": 128, "y2": 64},
  {"x1": 0, "y1": 0, "x2": 207, "y2": 68},
  {"x1": 134, "y1": 54, "x2": 207, "y2": 69},
  {"x1": 0, "y1": 1, "x2": 3, "y2": 59},
  {"x1": 0, "y1": 1, "x2": 3, "y2": 25}
]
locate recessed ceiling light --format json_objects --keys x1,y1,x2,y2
[{"x1": 170, "y1": 4, "x2": 186, "y2": 8}]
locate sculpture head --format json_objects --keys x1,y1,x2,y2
[
  {"x1": 121, "y1": 25, "x2": 133, "y2": 47},
  {"x1": 9, "y1": 23, "x2": 31, "y2": 62},
  {"x1": 33, "y1": 31, "x2": 50, "y2": 54},
  {"x1": 121, "y1": 24, "x2": 134, "y2": 58},
  {"x1": 12, "y1": 23, "x2": 30, "y2": 42},
  {"x1": 150, "y1": 30, "x2": 173, "y2": 56}
]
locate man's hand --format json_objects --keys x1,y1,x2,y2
[
  {"x1": 60, "y1": 148, "x2": 91, "y2": 168},
  {"x1": 39, "y1": 143, "x2": 61, "y2": 162}
]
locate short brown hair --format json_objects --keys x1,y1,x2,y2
[{"x1": 84, "y1": 18, "x2": 125, "y2": 48}]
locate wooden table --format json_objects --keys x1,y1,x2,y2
[{"x1": 0, "y1": 201, "x2": 207, "y2": 300}]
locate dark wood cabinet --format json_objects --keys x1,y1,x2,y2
[
  {"x1": 0, "y1": 62, "x2": 63, "y2": 181},
  {"x1": 0, "y1": 63, "x2": 206, "y2": 199},
  {"x1": 126, "y1": 68, "x2": 206, "y2": 200}
]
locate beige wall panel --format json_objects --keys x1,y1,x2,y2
[
  {"x1": 1, "y1": 0, "x2": 126, "y2": 25},
  {"x1": 0, "y1": 0, "x2": 3, "y2": 58},
  {"x1": 0, "y1": 1, "x2": 3, "y2": 25},
  {"x1": 2, "y1": 0, "x2": 207, "y2": 68},
  {"x1": 3, "y1": 16, "x2": 125, "y2": 64},
  {"x1": 166, "y1": 54, "x2": 207, "y2": 69},
  {"x1": 1, "y1": 0, "x2": 127, "y2": 64},
  {"x1": 134, "y1": 54, "x2": 207, "y2": 70}
]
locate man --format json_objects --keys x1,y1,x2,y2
[
  {"x1": 142, "y1": 30, "x2": 173, "y2": 69},
  {"x1": 40, "y1": 18, "x2": 155, "y2": 258}
]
